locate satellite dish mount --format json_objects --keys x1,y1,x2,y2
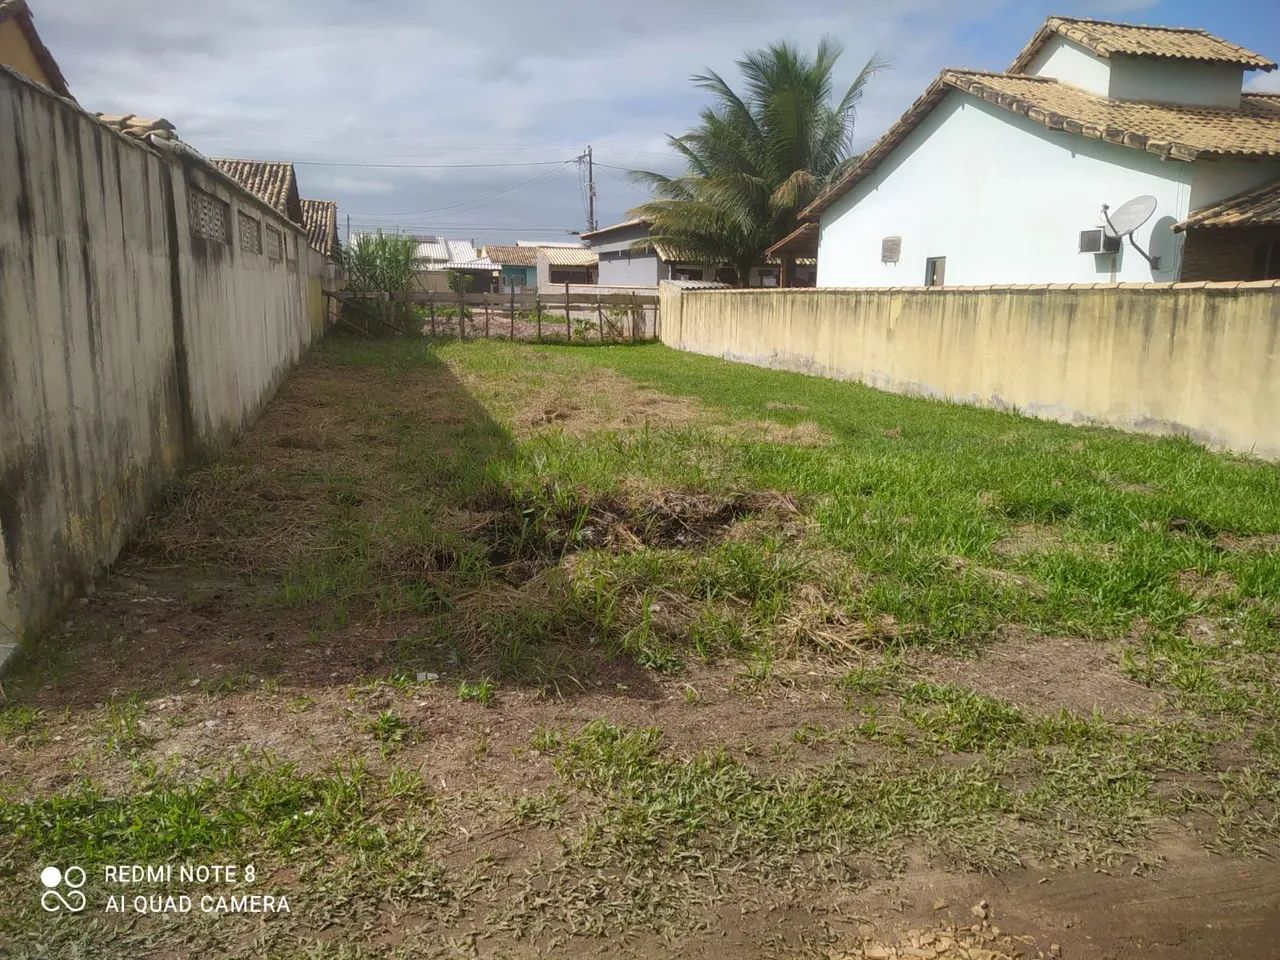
[{"x1": 1101, "y1": 195, "x2": 1160, "y2": 269}]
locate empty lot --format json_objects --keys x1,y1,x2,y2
[{"x1": 2, "y1": 337, "x2": 1278, "y2": 958}]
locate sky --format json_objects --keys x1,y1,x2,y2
[{"x1": 34, "y1": 0, "x2": 1280, "y2": 245}]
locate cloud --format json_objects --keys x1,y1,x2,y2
[{"x1": 27, "y1": 0, "x2": 1134, "y2": 237}]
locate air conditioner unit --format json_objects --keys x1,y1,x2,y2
[{"x1": 1079, "y1": 229, "x2": 1121, "y2": 254}]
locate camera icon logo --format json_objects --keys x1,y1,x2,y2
[{"x1": 40, "y1": 866, "x2": 87, "y2": 913}]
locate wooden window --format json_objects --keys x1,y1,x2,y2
[
  {"x1": 238, "y1": 212, "x2": 263, "y2": 254},
  {"x1": 924, "y1": 256, "x2": 946, "y2": 287},
  {"x1": 265, "y1": 225, "x2": 283, "y2": 262},
  {"x1": 190, "y1": 189, "x2": 230, "y2": 243}
]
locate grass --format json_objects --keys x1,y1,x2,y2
[{"x1": 2, "y1": 335, "x2": 1278, "y2": 956}]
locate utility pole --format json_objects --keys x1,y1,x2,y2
[{"x1": 586, "y1": 145, "x2": 597, "y2": 233}]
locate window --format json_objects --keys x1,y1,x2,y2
[
  {"x1": 238, "y1": 212, "x2": 263, "y2": 254},
  {"x1": 1253, "y1": 240, "x2": 1280, "y2": 280},
  {"x1": 715, "y1": 267, "x2": 737, "y2": 285},
  {"x1": 549, "y1": 267, "x2": 590, "y2": 284},
  {"x1": 673, "y1": 267, "x2": 703, "y2": 281},
  {"x1": 265, "y1": 225, "x2": 283, "y2": 262},
  {"x1": 924, "y1": 256, "x2": 946, "y2": 287},
  {"x1": 190, "y1": 189, "x2": 230, "y2": 243}
]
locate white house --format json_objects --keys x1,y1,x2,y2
[{"x1": 802, "y1": 17, "x2": 1280, "y2": 286}]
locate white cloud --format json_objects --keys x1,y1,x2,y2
[{"x1": 28, "y1": 0, "x2": 1096, "y2": 234}]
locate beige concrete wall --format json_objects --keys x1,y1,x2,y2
[
  {"x1": 0, "y1": 68, "x2": 330, "y2": 662},
  {"x1": 659, "y1": 281, "x2": 1280, "y2": 459}
]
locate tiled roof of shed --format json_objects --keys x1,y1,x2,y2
[
  {"x1": 482, "y1": 244, "x2": 538, "y2": 266},
  {"x1": 1175, "y1": 176, "x2": 1280, "y2": 231},
  {"x1": 1009, "y1": 17, "x2": 1276, "y2": 73},
  {"x1": 539, "y1": 246, "x2": 598, "y2": 267},
  {"x1": 802, "y1": 71, "x2": 1280, "y2": 219},
  {"x1": 211, "y1": 158, "x2": 305, "y2": 226},
  {"x1": 300, "y1": 198, "x2": 340, "y2": 259},
  {"x1": 0, "y1": 0, "x2": 72, "y2": 98}
]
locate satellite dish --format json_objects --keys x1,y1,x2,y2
[
  {"x1": 1101, "y1": 195, "x2": 1160, "y2": 268},
  {"x1": 1102, "y1": 195, "x2": 1157, "y2": 238}
]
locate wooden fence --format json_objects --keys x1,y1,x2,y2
[{"x1": 330, "y1": 284, "x2": 660, "y2": 343}]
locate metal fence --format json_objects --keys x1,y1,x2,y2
[{"x1": 330, "y1": 284, "x2": 660, "y2": 343}]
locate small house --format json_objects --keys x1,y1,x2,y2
[{"x1": 801, "y1": 16, "x2": 1280, "y2": 286}]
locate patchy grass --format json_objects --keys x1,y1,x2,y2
[{"x1": 2, "y1": 336, "x2": 1278, "y2": 957}]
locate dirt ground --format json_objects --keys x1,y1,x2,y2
[{"x1": 2, "y1": 338, "x2": 1277, "y2": 959}]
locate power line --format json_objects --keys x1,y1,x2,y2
[{"x1": 292, "y1": 158, "x2": 572, "y2": 169}]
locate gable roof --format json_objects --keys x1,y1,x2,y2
[
  {"x1": 1175, "y1": 176, "x2": 1280, "y2": 231},
  {"x1": 210, "y1": 158, "x2": 305, "y2": 226},
  {"x1": 482, "y1": 244, "x2": 538, "y2": 267},
  {"x1": 300, "y1": 198, "x2": 340, "y2": 259},
  {"x1": 1009, "y1": 17, "x2": 1275, "y2": 74},
  {"x1": 0, "y1": 0, "x2": 71, "y2": 97},
  {"x1": 801, "y1": 70, "x2": 1280, "y2": 220}
]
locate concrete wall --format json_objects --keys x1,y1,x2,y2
[
  {"x1": 817, "y1": 92, "x2": 1192, "y2": 288},
  {"x1": 0, "y1": 67, "x2": 330, "y2": 662},
  {"x1": 659, "y1": 281, "x2": 1280, "y2": 459}
]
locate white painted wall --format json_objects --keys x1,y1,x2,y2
[
  {"x1": 1108, "y1": 56, "x2": 1243, "y2": 108},
  {"x1": 1189, "y1": 155, "x2": 1280, "y2": 210},
  {"x1": 817, "y1": 92, "x2": 1193, "y2": 287},
  {"x1": 1023, "y1": 35, "x2": 1245, "y2": 108},
  {"x1": 1023, "y1": 36, "x2": 1111, "y2": 94}
]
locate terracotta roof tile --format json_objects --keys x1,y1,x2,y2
[
  {"x1": 94, "y1": 113, "x2": 177, "y2": 143},
  {"x1": 210, "y1": 158, "x2": 305, "y2": 226},
  {"x1": 482, "y1": 244, "x2": 538, "y2": 267},
  {"x1": 1175, "y1": 176, "x2": 1280, "y2": 230},
  {"x1": 300, "y1": 198, "x2": 340, "y2": 259},
  {"x1": 802, "y1": 71, "x2": 1280, "y2": 219},
  {"x1": 1010, "y1": 17, "x2": 1276, "y2": 73}
]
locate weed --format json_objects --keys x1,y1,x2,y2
[{"x1": 457, "y1": 678, "x2": 496, "y2": 707}]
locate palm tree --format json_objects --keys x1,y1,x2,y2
[{"x1": 631, "y1": 39, "x2": 884, "y2": 285}]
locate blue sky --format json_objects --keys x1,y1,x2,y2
[{"x1": 35, "y1": 0, "x2": 1280, "y2": 243}]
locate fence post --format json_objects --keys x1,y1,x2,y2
[
  {"x1": 564, "y1": 282, "x2": 571, "y2": 342},
  {"x1": 428, "y1": 294, "x2": 437, "y2": 337},
  {"x1": 535, "y1": 295, "x2": 542, "y2": 342},
  {"x1": 510, "y1": 289, "x2": 516, "y2": 340},
  {"x1": 597, "y1": 295, "x2": 604, "y2": 342},
  {"x1": 484, "y1": 296, "x2": 491, "y2": 338},
  {"x1": 458, "y1": 289, "x2": 467, "y2": 340},
  {"x1": 630, "y1": 293, "x2": 637, "y2": 341}
]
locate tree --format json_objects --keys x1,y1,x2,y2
[
  {"x1": 342, "y1": 230, "x2": 418, "y2": 294},
  {"x1": 341, "y1": 230, "x2": 420, "y2": 333},
  {"x1": 630, "y1": 39, "x2": 884, "y2": 285}
]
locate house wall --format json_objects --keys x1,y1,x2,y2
[
  {"x1": 1023, "y1": 36, "x2": 1245, "y2": 108},
  {"x1": 658, "y1": 281, "x2": 1280, "y2": 459},
  {"x1": 0, "y1": 68, "x2": 330, "y2": 664},
  {"x1": 1023, "y1": 36, "x2": 1112, "y2": 94},
  {"x1": 817, "y1": 91, "x2": 1196, "y2": 287},
  {"x1": 499, "y1": 265, "x2": 536, "y2": 292},
  {"x1": 1108, "y1": 56, "x2": 1243, "y2": 109},
  {"x1": 598, "y1": 251, "x2": 664, "y2": 286},
  {"x1": 0, "y1": 18, "x2": 52, "y2": 90}
]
